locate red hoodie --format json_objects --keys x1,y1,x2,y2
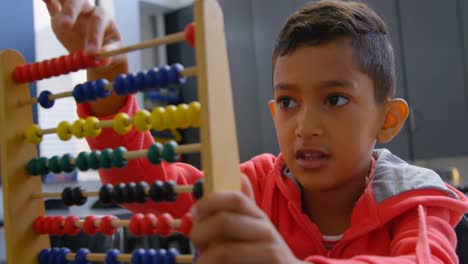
[{"x1": 78, "y1": 95, "x2": 468, "y2": 263}]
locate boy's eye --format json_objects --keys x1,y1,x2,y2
[
  {"x1": 276, "y1": 97, "x2": 298, "y2": 109},
  {"x1": 326, "y1": 94, "x2": 349, "y2": 106}
]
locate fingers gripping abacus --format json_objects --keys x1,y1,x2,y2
[{"x1": 0, "y1": 0, "x2": 240, "y2": 263}]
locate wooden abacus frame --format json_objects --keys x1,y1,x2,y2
[{"x1": 0, "y1": 0, "x2": 240, "y2": 263}]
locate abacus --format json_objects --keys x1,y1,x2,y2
[{"x1": 0, "y1": 0, "x2": 240, "y2": 263}]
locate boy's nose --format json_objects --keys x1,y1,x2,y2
[{"x1": 295, "y1": 108, "x2": 324, "y2": 138}]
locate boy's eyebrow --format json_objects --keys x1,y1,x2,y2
[{"x1": 274, "y1": 79, "x2": 356, "y2": 91}]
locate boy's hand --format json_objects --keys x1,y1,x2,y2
[
  {"x1": 190, "y1": 190, "x2": 301, "y2": 264},
  {"x1": 43, "y1": 0, "x2": 128, "y2": 116}
]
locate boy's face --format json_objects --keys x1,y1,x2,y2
[{"x1": 271, "y1": 37, "x2": 385, "y2": 192}]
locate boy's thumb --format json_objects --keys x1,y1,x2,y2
[{"x1": 240, "y1": 173, "x2": 255, "y2": 200}]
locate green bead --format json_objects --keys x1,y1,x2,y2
[
  {"x1": 36, "y1": 157, "x2": 49, "y2": 176},
  {"x1": 99, "y1": 148, "x2": 113, "y2": 169},
  {"x1": 147, "y1": 142, "x2": 163, "y2": 164},
  {"x1": 111, "y1": 147, "x2": 128, "y2": 168},
  {"x1": 49, "y1": 156, "x2": 62, "y2": 173},
  {"x1": 60, "y1": 154, "x2": 75, "y2": 173},
  {"x1": 75, "y1": 152, "x2": 90, "y2": 171},
  {"x1": 27, "y1": 158, "x2": 38, "y2": 175},
  {"x1": 162, "y1": 141, "x2": 179, "y2": 163},
  {"x1": 88, "y1": 150, "x2": 101, "y2": 170}
]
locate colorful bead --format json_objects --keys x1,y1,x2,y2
[
  {"x1": 193, "y1": 179, "x2": 204, "y2": 200},
  {"x1": 64, "y1": 215, "x2": 80, "y2": 235},
  {"x1": 60, "y1": 154, "x2": 75, "y2": 173},
  {"x1": 147, "y1": 142, "x2": 163, "y2": 165},
  {"x1": 38, "y1": 90, "x2": 55, "y2": 109},
  {"x1": 48, "y1": 156, "x2": 62, "y2": 173},
  {"x1": 56, "y1": 121, "x2": 72, "y2": 141},
  {"x1": 157, "y1": 66, "x2": 170, "y2": 87},
  {"x1": 142, "y1": 213, "x2": 158, "y2": 235},
  {"x1": 125, "y1": 73, "x2": 139, "y2": 94},
  {"x1": 82, "y1": 81, "x2": 97, "y2": 101},
  {"x1": 163, "y1": 180, "x2": 177, "y2": 201},
  {"x1": 57, "y1": 248, "x2": 71, "y2": 264},
  {"x1": 84, "y1": 116, "x2": 101, "y2": 138},
  {"x1": 99, "y1": 184, "x2": 114, "y2": 204},
  {"x1": 62, "y1": 187, "x2": 74, "y2": 206},
  {"x1": 111, "y1": 146, "x2": 128, "y2": 168},
  {"x1": 144, "y1": 249, "x2": 157, "y2": 264},
  {"x1": 51, "y1": 215, "x2": 65, "y2": 235},
  {"x1": 113, "y1": 113, "x2": 132, "y2": 135},
  {"x1": 25, "y1": 124, "x2": 43, "y2": 144},
  {"x1": 27, "y1": 158, "x2": 38, "y2": 175},
  {"x1": 50, "y1": 248, "x2": 61, "y2": 264},
  {"x1": 75, "y1": 248, "x2": 91, "y2": 264},
  {"x1": 150, "y1": 180, "x2": 164, "y2": 202},
  {"x1": 83, "y1": 215, "x2": 99, "y2": 235},
  {"x1": 146, "y1": 68, "x2": 160, "y2": 88},
  {"x1": 71, "y1": 119, "x2": 86, "y2": 138},
  {"x1": 33, "y1": 215, "x2": 46, "y2": 234},
  {"x1": 188, "y1": 101, "x2": 201, "y2": 127},
  {"x1": 179, "y1": 213, "x2": 193, "y2": 236},
  {"x1": 131, "y1": 249, "x2": 145, "y2": 264},
  {"x1": 129, "y1": 213, "x2": 144, "y2": 236},
  {"x1": 94, "y1": 79, "x2": 111, "y2": 99},
  {"x1": 164, "y1": 105, "x2": 178, "y2": 130},
  {"x1": 134, "y1": 182, "x2": 148, "y2": 203},
  {"x1": 113, "y1": 74, "x2": 129, "y2": 96},
  {"x1": 124, "y1": 182, "x2": 136, "y2": 203},
  {"x1": 167, "y1": 248, "x2": 180, "y2": 264},
  {"x1": 72, "y1": 83, "x2": 87, "y2": 103},
  {"x1": 72, "y1": 187, "x2": 87, "y2": 206},
  {"x1": 156, "y1": 213, "x2": 173, "y2": 236},
  {"x1": 175, "y1": 104, "x2": 189, "y2": 129},
  {"x1": 162, "y1": 141, "x2": 179, "y2": 162},
  {"x1": 75, "y1": 152, "x2": 90, "y2": 171},
  {"x1": 133, "y1": 72, "x2": 146, "y2": 92},
  {"x1": 111, "y1": 183, "x2": 126, "y2": 203},
  {"x1": 150, "y1": 107, "x2": 166, "y2": 131},
  {"x1": 99, "y1": 148, "x2": 113, "y2": 169},
  {"x1": 36, "y1": 157, "x2": 49, "y2": 176},
  {"x1": 87, "y1": 150, "x2": 101, "y2": 169},
  {"x1": 184, "y1": 22, "x2": 195, "y2": 47},
  {"x1": 100, "y1": 215, "x2": 117, "y2": 235},
  {"x1": 168, "y1": 63, "x2": 186, "y2": 85},
  {"x1": 105, "y1": 249, "x2": 121, "y2": 264},
  {"x1": 38, "y1": 248, "x2": 51, "y2": 264},
  {"x1": 155, "y1": 249, "x2": 167, "y2": 264},
  {"x1": 133, "y1": 110, "x2": 151, "y2": 132}
]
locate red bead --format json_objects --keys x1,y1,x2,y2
[
  {"x1": 179, "y1": 213, "x2": 193, "y2": 236},
  {"x1": 142, "y1": 213, "x2": 158, "y2": 235},
  {"x1": 51, "y1": 216, "x2": 65, "y2": 235},
  {"x1": 99, "y1": 215, "x2": 117, "y2": 235},
  {"x1": 33, "y1": 216, "x2": 46, "y2": 234},
  {"x1": 45, "y1": 216, "x2": 54, "y2": 234},
  {"x1": 156, "y1": 213, "x2": 173, "y2": 236},
  {"x1": 64, "y1": 215, "x2": 81, "y2": 236},
  {"x1": 83, "y1": 215, "x2": 99, "y2": 235},
  {"x1": 184, "y1": 23, "x2": 195, "y2": 47},
  {"x1": 129, "y1": 213, "x2": 144, "y2": 236}
]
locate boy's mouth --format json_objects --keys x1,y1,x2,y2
[{"x1": 295, "y1": 149, "x2": 330, "y2": 169}]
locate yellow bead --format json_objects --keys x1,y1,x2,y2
[
  {"x1": 150, "y1": 107, "x2": 166, "y2": 131},
  {"x1": 84, "y1": 116, "x2": 102, "y2": 138},
  {"x1": 188, "y1": 101, "x2": 201, "y2": 127},
  {"x1": 71, "y1": 119, "x2": 86, "y2": 138},
  {"x1": 25, "y1": 124, "x2": 43, "y2": 144},
  {"x1": 164, "y1": 105, "x2": 178, "y2": 130},
  {"x1": 56, "y1": 121, "x2": 72, "y2": 141},
  {"x1": 133, "y1": 110, "x2": 151, "y2": 132},
  {"x1": 176, "y1": 104, "x2": 190, "y2": 129},
  {"x1": 113, "y1": 113, "x2": 132, "y2": 135}
]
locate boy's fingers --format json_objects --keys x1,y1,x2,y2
[
  {"x1": 58, "y1": 0, "x2": 93, "y2": 28},
  {"x1": 43, "y1": 0, "x2": 61, "y2": 16},
  {"x1": 241, "y1": 173, "x2": 254, "y2": 200},
  {"x1": 191, "y1": 191, "x2": 265, "y2": 222},
  {"x1": 190, "y1": 212, "x2": 275, "y2": 251},
  {"x1": 84, "y1": 7, "x2": 111, "y2": 54}
]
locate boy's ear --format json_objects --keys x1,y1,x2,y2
[
  {"x1": 268, "y1": 100, "x2": 275, "y2": 118},
  {"x1": 377, "y1": 98, "x2": 409, "y2": 143}
]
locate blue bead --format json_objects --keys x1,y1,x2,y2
[
  {"x1": 73, "y1": 84, "x2": 87, "y2": 103},
  {"x1": 143, "y1": 249, "x2": 156, "y2": 264},
  {"x1": 49, "y1": 248, "x2": 61, "y2": 264},
  {"x1": 168, "y1": 63, "x2": 186, "y2": 85},
  {"x1": 38, "y1": 248, "x2": 51, "y2": 264},
  {"x1": 166, "y1": 248, "x2": 179, "y2": 264},
  {"x1": 75, "y1": 248, "x2": 91, "y2": 264},
  {"x1": 157, "y1": 66, "x2": 170, "y2": 87},
  {"x1": 105, "y1": 249, "x2": 121, "y2": 264},
  {"x1": 94, "y1": 79, "x2": 111, "y2": 99},
  {"x1": 57, "y1": 248, "x2": 71, "y2": 264},
  {"x1": 135, "y1": 71, "x2": 147, "y2": 91},
  {"x1": 38, "y1": 90, "x2": 55, "y2": 109},
  {"x1": 113, "y1": 74, "x2": 128, "y2": 96},
  {"x1": 146, "y1": 68, "x2": 160, "y2": 88},
  {"x1": 83, "y1": 82, "x2": 97, "y2": 101},
  {"x1": 131, "y1": 249, "x2": 146, "y2": 264},
  {"x1": 156, "y1": 249, "x2": 167, "y2": 264},
  {"x1": 126, "y1": 73, "x2": 139, "y2": 94}
]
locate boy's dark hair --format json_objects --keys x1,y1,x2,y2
[{"x1": 273, "y1": 0, "x2": 395, "y2": 102}]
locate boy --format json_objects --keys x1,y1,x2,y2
[{"x1": 44, "y1": 0, "x2": 468, "y2": 262}]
